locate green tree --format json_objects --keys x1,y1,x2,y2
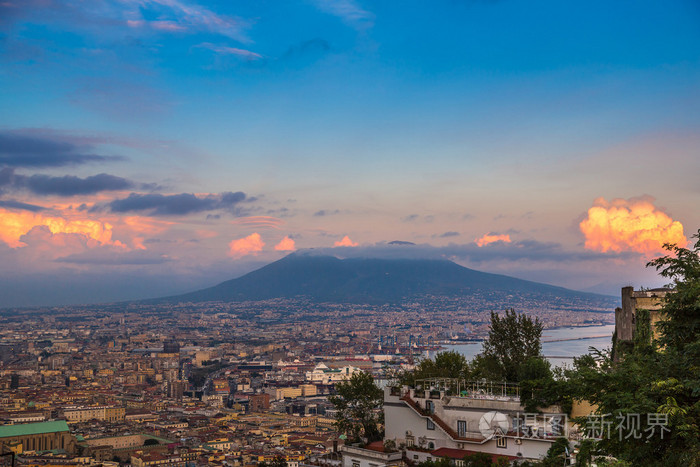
[
  {"x1": 463, "y1": 452, "x2": 494, "y2": 467},
  {"x1": 396, "y1": 350, "x2": 471, "y2": 386},
  {"x1": 329, "y1": 371, "x2": 384, "y2": 443},
  {"x1": 517, "y1": 356, "x2": 565, "y2": 413},
  {"x1": 474, "y1": 309, "x2": 543, "y2": 382}
]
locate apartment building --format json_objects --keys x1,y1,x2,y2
[{"x1": 384, "y1": 379, "x2": 568, "y2": 463}]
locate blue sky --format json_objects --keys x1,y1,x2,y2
[{"x1": 0, "y1": 0, "x2": 698, "y2": 306}]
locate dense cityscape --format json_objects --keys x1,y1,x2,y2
[{"x1": 0, "y1": 292, "x2": 618, "y2": 466}]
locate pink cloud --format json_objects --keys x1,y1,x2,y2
[
  {"x1": 334, "y1": 235, "x2": 358, "y2": 247},
  {"x1": 274, "y1": 236, "x2": 296, "y2": 251},
  {"x1": 229, "y1": 232, "x2": 265, "y2": 257},
  {"x1": 475, "y1": 233, "x2": 512, "y2": 247}
]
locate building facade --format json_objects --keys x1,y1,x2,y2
[
  {"x1": 615, "y1": 286, "x2": 669, "y2": 344},
  {"x1": 0, "y1": 420, "x2": 77, "y2": 454},
  {"x1": 384, "y1": 381, "x2": 566, "y2": 463}
]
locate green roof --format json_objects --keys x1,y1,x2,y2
[{"x1": 0, "y1": 421, "x2": 70, "y2": 438}]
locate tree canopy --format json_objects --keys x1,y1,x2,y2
[
  {"x1": 329, "y1": 371, "x2": 384, "y2": 443},
  {"x1": 396, "y1": 350, "x2": 471, "y2": 387},
  {"x1": 474, "y1": 309, "x2": 544, "y2": 383}
]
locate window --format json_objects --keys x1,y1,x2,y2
[
  {"x1": 457, "y1": 420, "x2": 467, "y2": 437},
  {"x1": 496, "y1": 436, "x2": 507, "y2": 449},
  {"x1": 426, "y1": 400, "x2": 434, "y2": 414},
  {"x1": 406, "y1": 435, "x2": 415, "y2": 447},
  {"x1": 427, "y1": 442, "x2": 435, "y2": 450},
  {"x1": 427, "y1": 419, "x2": 435, "y2": 430},
  {"x1": 352, "y1": 461, "x2": 360, "y2": 467}
]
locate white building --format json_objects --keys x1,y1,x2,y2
[
  {"x1": 306, "y1": 363, "x2": 361, "y2": 384},
  {"x1": 384, "y1": 379, "x2": 570, "y2": 464},
  {"x1": 342, "y1": 444, "x2": 403, "y2": 467}
]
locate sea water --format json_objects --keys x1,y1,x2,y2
[{"x1": 440, "y1": 324, "x2": 615, "y2": 368}]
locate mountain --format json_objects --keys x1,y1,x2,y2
[{"x1": 154, "y1": 253, "x2": 616, "y2": 306}]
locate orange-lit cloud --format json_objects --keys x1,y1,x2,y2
[
  {"x1": 334, "y1": 235, "x2": 358, "y2": 247},
  {"x1": 0, "y1": 209, "x2": 114, "y2": 248},
  {"x1": 274, "y1": 236, "x2": 296, "y2": 251},
  {"x1": 475, "y1": 233, "x2": 512, "y2": 247},
  {"x1": 229, "y1": 232, "x2": 265, "y2": 257},
  {"x1": 580, "y1": 197, "x2": 687, "y2": 254},
  {"x1": 231, "y1": 216, "x2": 284, "y2": 230}
]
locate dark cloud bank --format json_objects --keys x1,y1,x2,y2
[{"x1": 106, "y1": 191, "x2": 247, "y2": 216}]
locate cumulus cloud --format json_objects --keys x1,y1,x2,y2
[
  {"x1": 19, "y1": 225, "x2": 100, "y2": 256},
  {"x1": 475, "y1": 233, "x2": 512, "y2": 247},
  {"x1": 0, "y1": 208, "x2": 115, "y2": 248},
  {"x1": 274, "y1": 236, "x2": 296, "y2": 251},
  {"x1": 0, "y1": 131, "x2": 124, "y2": 168},
  {"x1": 229, "y1": 232, "x2": 265, "y2": 257},
  {"x1": 108, "y1": 191, "x2": 246, "y2": 216},
  {"x1": 579, "y1": 196, "x2": 687, "y2": 254},
  {"x1": 334, "y1": 235, "x2": 359, "y2": 247}
]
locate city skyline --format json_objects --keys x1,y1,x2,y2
[{"x1": 1, "y1": 0, "x2": 699, "y2": 306}]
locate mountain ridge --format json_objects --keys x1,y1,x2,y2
[{"x1": 150, "y1": 252, "x2": 616, "y2": 306}]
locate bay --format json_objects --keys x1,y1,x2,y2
[{"x1": 438, "y1": 324, "x2": 615, "y2": 368}]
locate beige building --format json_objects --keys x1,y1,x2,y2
[
  {"x1": 266, "y1": 384, "x2": 317, "y2": 400},
  {"x1": 63, "y1": 405, "x2": 126, "y2": 423}
]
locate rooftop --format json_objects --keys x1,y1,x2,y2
[{"x1": 0, "y1": 420, "x2": 70, "y2": 438}]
